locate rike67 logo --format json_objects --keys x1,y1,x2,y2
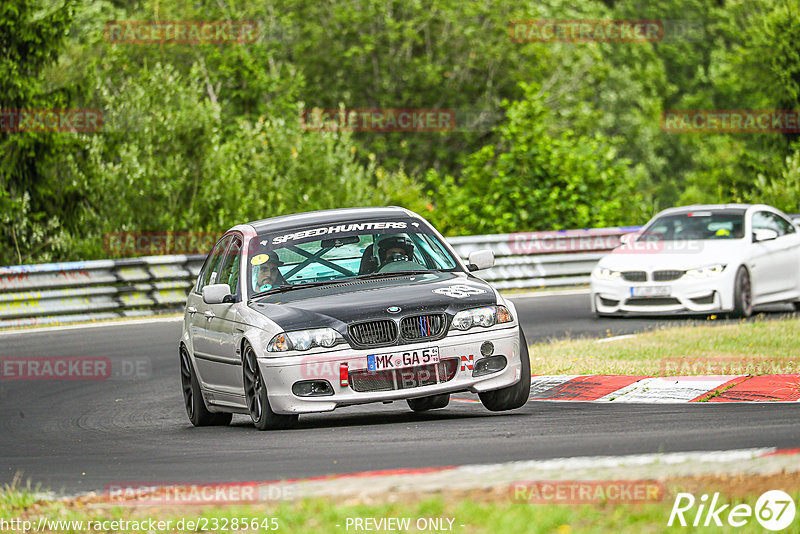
[{"x1": 669, "y1": 490, "x2": 796, "y2": 531}]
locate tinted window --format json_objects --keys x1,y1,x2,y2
[
  {"x1": 781, "y1": 218, "x2": 796, "y2": 234},
  {"x1": 774, "y1": 213, "x2": 795, "y2": 235},
  {"x1": 247, "y1": 219, "x2": 460, "y2": 296},
  {"x1": 217, "y1": 236, "x2": 242, "y2": 295},
  {"x1": 197, "y1": 236, "x2": 231, "y2": 291},
  {"x1": 752, "y1": 211, "x2": 789, "y2": 236},
  {"x1": 639, "y1": 210, "x2": 745, "y2": 241}
]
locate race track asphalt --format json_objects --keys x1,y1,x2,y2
[{"x1": 1, "y1": 292, "x2": 798, "y2": 494}]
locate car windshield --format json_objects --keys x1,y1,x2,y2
[
  {"x1": 638, "y1": 210, "x2": 746, "y2": 241},
  {"x1": 247, "y1": 219, "x2": 460, "y2": 296}
]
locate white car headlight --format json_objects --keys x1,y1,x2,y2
[
  {"x1": 685, "y1": 264, "x2": 726, "y2": 278},
  {"x1": 593, "y1": 267, "x2": 622, "y2": 281},
  {"x1": 267, "y1": 328, "x2": 343, "y2": 352},
  {"x1": 450, "y1": 305, "x2": 513, "y2": 331}
]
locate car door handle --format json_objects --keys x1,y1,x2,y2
[
  {"x1": 187, "y1": 306, "x2": 197, "y2": 315},
  {"x1": 204, "y1": 310, "x2": 215, "y2": 320}
]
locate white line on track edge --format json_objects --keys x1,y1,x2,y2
[{"x1": 0, "y1": 316, "x2": 183, "y2": 336}]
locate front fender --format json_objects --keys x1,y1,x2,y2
[
  {"x1": 240, "y1": 326, "x2": 278, "y2": 360},
  {"x1": 180, "y1": 313, "x2": 194, "y2": 356}
]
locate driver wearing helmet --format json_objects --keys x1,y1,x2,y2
[{"x1": 376, "y1": 235, "x2": 414, "y2": 266}]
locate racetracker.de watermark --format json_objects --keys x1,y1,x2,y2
[
  {"x1": 301, "y1": 108, "x2": 457, "y2": 132},
  {"x1": 512, "y1": 480, "x2": 665, "y2": 504},
  {"x1": 298, "y1": 357, "x2": 340, "y2": 381},
  {"x1": 104, "y1": 20, "x2": 258, "y2": 44},
  {"x1": 507, "y1": 229, "x2": 635, "y2": 255},
  {"x1": 510, "y1": 19, "x2": 664, "y2": 43},
  {"x1": 0, "y1": 109, "x2": 103, "y2": 132},
  {"x1": 660, "y1": 357, "x2": 799, "y2": 376},
  {"x1": 662, "y1": 110, "x2": 800, "y2": 133},
  {"x1": 104, "y1": 231, "x2": 218, "y2": 257},
  {"x1": 507, "y1": 229, "x2": 705, "y2": 255},
  {"x1": 0, "y1": 357, "x2": 151, "y2": 381},
  {"x1": 611, "y1": 239, "x2": 705, "y2": 255},
  {"x1": 104, "y1": 482, "x2": 292, "y2": 505}
]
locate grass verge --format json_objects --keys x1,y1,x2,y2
[
  {"x1": 528, "y1": 316, "x2": 800, "y2": 376},
  {"x1": 2, "y1": 473, "x2": 799, "y2": 533}
]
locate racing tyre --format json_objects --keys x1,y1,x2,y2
[
  {"x1": 243, "y1": 343, "x2": 298, "y2": 431},
  {"x1": 180, "y1": 346, "x2": 232, "y2": 427},
  {"x1": 407, "y1": 394, "x2": 450, "y2": 412},
  {"x1": 731, "y1": 266, "x2": 753, "y2": 318},
  {"x1": 793, "y1": 302, "x2": 800, "y2": 312},
  {"x1": 479, "y1": 330, "x2": 531, "y2": 412}
]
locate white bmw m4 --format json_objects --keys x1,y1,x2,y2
[{"x1": 591, "y1": 204, "x2": 800, "y2": 317}]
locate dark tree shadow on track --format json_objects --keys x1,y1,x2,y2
[{"x1": 215, "y1": 404, "x2": 531, "y2": 432}]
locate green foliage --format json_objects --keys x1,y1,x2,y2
[
  {"x1": 199, "y1": 117, "x2": 430, "y2": 231},
  {"x1": 661, "y1": 0, "x2": 799, "y2": 208},
  {"x1": 279, "y1": 0, "x2": 551, "y2": 176},
  {"x1": 0, "y1": 0, "x2": 76, "y2": 266},
  {"x1": 424, "y1": 84, "x2": 644, "y2": 235},
  {"x1": 748, "y1": 145, "x2": 800, "y2": 214},
  {"x1": 60, "y1": 63, "x2": 428, "y2": 260},
  {"x1": 62, "y1": 62, "x2": 224, "y2": 259}
]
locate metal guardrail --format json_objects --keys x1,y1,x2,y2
[
  {"x1": 0, "y1": 256, "x2": 205, "y2": 328},
  {"x1": 0, "y1": 226, "x2": 640, "y2": 328},
  {"x1": 449, "y1": 226, "x2": 640, "y2": 290}
]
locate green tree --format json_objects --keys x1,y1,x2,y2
[
  {"x1": 670, "y1": 0, "x2": 800, "y2": 207},
  {"x1": 424, "y1": 83, "x2": 644, "y2": 235},
  {"x1": 62, "y1": 63, "x2": 428, "y2": 259},
  {"x1": 748, "y1": 143, "x2": 800, "y2": 214},
  {"x1": 0, "y1": 0, "x2": 76, "y2": 265}
]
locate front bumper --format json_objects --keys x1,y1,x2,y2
[
  {"x1": 257, "y1": 326, "x2": 521, "y2": 414},
  {"x1": 590, "y1": 272, "x2": 735, "y2": 315}
]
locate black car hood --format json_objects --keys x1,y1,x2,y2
[{"x1": 248, "y1": 271, "x2": 496, "y2": 332}]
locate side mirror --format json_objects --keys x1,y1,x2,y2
[
  {"x1": 202, "y1": 283, "x2": 234, "y2": 304},
  {"x1": 619, "y1": 233, "x2": 638, "y2": 245},
  {"x1": 467, "y1": 249, "x2": 495, "y2": 272},
  {"x1": 753, "y1": 228, "x2": 779, "y2": 242}
]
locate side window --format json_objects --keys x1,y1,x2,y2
[
  {"x1": 754, "y1": 211, "x2": 795, "y2": 237},
  {"x1": 752, "y1": 211, "x2": 782, "y2": 236},
  {"x1": 197, "y1": 236, "x2": 231, "y2": 292},
  {"x1": 774, "y1": 214, "x2": 796, "y2": 235},
  {"x1": 217, "y1": 236, "x2": 242, "y2": 296}
]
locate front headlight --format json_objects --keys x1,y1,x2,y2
[
  {"x1": 267, "y1": 328, "x2": 343, "y2": 352},
  {"x1": 593, "y1": 267, "x2": 622, "y2": 281},
  {"x1": 450, "y1": 305, "x2": 513, "y2": 331},
  {"x1": 685, "y1": 264, "x2": 726, "y2": 278}
]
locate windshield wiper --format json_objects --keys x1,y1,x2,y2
[
  {"x1": 250, "y1": 270, "x2": 444, "y2": 300},
  {"x1": 352, "y1": 270, "x2": 433, "y2": 280},
  {"x1": 249, "y1": 280, "x2": 343, "y2": 300}
]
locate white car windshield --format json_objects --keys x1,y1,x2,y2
[
  {"x1": 248, "y1": 220, "x2": 460, "y2": 295},
  {"x1": 638, "y1": 210, "x2": 746, "y2": 242}
]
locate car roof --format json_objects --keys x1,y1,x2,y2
[
  {"x1": 247, "y1": 206, "x2": 418, "y2": 234},
  {"x1": 657, "y1": 203, "x2": 752, "y2": 214},
  {"x1": 654, "y1": 203, "x2": 791, "y2": 217}
]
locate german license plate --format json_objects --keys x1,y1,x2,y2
[
  {"x1": 631, "y1": 286, "x2": 671, "y2": 297},
  {"x1": 367, "y1": 347, "x2": 439, "y2": 372}
]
